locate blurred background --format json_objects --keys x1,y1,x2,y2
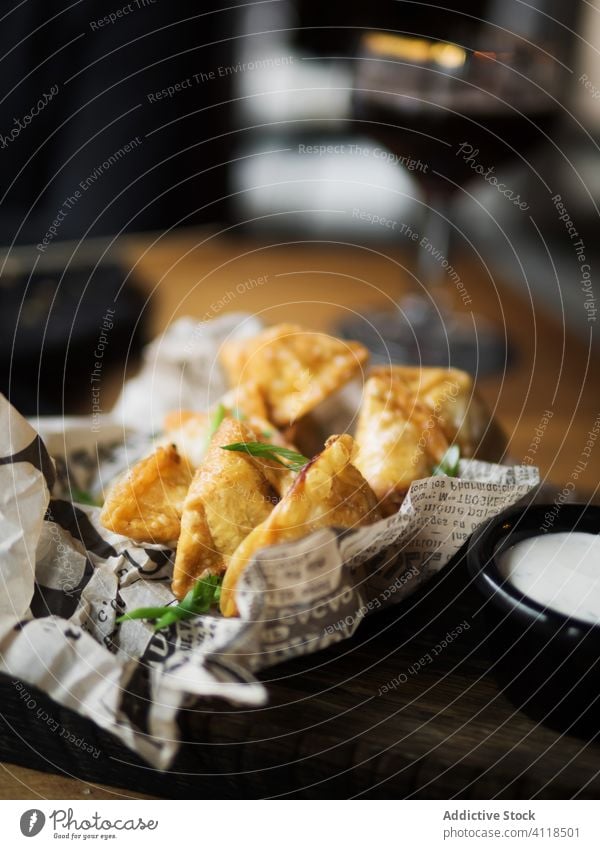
[{"x1": 0, "y1": 0, "x2": 598, "y2": 493}]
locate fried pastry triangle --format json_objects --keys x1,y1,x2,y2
[
  {"x1": 162, "y1": 381, "x2": 282, "y2": 470},
  {"x1": 354, "y1": 372, "x2": 450, "y2": 515},
  {"x1": 220, "y1": 433, "x2": 381, "y2": 617},
  {"x1": 161, "y1": 410, "x2": 211, "y2": 469},
  {"x1": 220, "y1": 379, "x2": 269, "y2": 421},
  {"x1": 100, "y1": 444, "x2": 193, "y2": 544},
  {"x1": 219, "y1": 323, "x2": 369, "y2": 427},
  {"x1": 171, "y1": 417, "x2": 294, "y2": 599},
  {"x1": 368, "y1": 365, "x2": 488, "y2": 457}
]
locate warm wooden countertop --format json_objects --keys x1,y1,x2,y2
[
  {"x1": 121, "y1": 229, "x2": 598, "y2": 495},
  {"x1": 2, "y1": 229, "x2": 597, "y2": 799}
]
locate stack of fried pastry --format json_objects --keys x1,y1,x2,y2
[{"x1": 100, "y1": 323, "x2": 498, "y2": 616}]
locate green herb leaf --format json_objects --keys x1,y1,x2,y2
[
  {"x1": 220, "y1": 441, "x2": 309, "y2": 472},
  {"x1": 208, "y1": 403, "x2": 226, "y2": 437},
  {"x1": 70, "y1": 488, "x2": 100, "y2": 506},
  {"x1": 153, "y1": 610, "x2": 181, "y2": 631},
  {"x1": 116, "y1": 606, "x2": 172, "y2": 621},
  {"x1": 432, "y1": 445, "x2": 461, "y2": 478},
  {"x1": 116, "y1": 575, "x2": 222, "y2": 632},
  {"x1": 200, "y1": 403, "x2": 227, "y2": 455}
]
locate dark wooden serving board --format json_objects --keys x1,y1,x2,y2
[{"x1": 1, "y1": 545, "x2": 599, "y2": 799}]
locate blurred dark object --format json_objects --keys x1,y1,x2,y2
[
  {"x1": 336, "y1": 300, "x2": 512, "y2": 376},
  {"x1": 293, "y1": 1, "x2": 489, "y2": 55},
  {"x1": 293, "y1": 0, "x2": 579, "y2": 58},
  {"x1": 0, "y1": 264, "x2": 147, "y2": 415},
  {"x1": 0, "y1": 1, "x2": 236, "y2": 244},
  {"x1": 341, "y1": 0, "x2": 578, "y2": 373}
]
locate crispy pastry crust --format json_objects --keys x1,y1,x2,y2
[
  {"x1": 100, "y1": 444, "x2": 192, "y2": 544},
  {"x1": 220, "y1": 380, "x2": 270, "y2": 421},
  {"x1": 355, "y1": 366, "x2": 494, "y2": 513},
  {"x1": 220, "y1": 433, "x2": 381, "y2": 617},
  {"x1": 161, "y1": 410, "x2": 211, "y2": 469},
  {"x1": 368, "y1": 365, "x2": 487, "y2": 456},
  {"x1": 219, "y1": 323, "x2": 369, "y2": 427},
  {"x1": 171, "y1": 417, "x2": 292, "y2": 599},
  {"x1": 354, "y1": 373, "x2": 449, "y2": 514},
  {"x1": 162, "y1": 382, "x2": 281, "y2": 470}
]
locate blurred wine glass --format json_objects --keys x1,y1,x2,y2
[{"x1": 341, "y1": 30, "x2": 562, "y2": 373}]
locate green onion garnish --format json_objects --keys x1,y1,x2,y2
[
  {"x1": 117, "y1": 575, "x2": 222, "y2": 632},
  {"x1": 220, "y1": 441, "x2": 309, "y2": 473},
  {"x1": 200, "y1": 402, "x2": 227, "y2": 454},
  {"x1": 432, "y1": 445, "x2": 461, "y2": 478},
  {"x1": 70, "y1": 488, "x2": 100, "y2": 506},
  {"x1": 208, "y1": 403, "x2": 226, "y2": 437}
]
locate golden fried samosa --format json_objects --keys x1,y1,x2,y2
[
  {"x1": 219, "y1": 323, "x2": 369, "y2": 427},
  {"x1": 354, "y1": 365, "x2": 498, "y2": 513},
  {"x1": 369, "y1": 365, "x2": 490, "y2": 458},
  {"x1": 100, "y1": 444, "x2": 192, "y2": 544},
  {"x1": 220, "y1": 433, "x2": 381, "y2": 617},
  {"x1": 353, "y1": 373, "x2": 449, "y2": 515},
  {"x1": 171, "y1": 417, "x2": 294, "y2": 599},
  {"x1": 162, "y1": 381, "x2": 281, "y2": 469},
  {"x1": 220, "y1": 379, "x2": 269, "y2": 421},
  {"x1": 161, "y1": 410, "x2": 211, "y2": 469}
]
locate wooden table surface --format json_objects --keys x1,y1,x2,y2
[
  {"x1": 122, "y1": 230, "x2": 599, "y2": 495},
  {"x1": 1, "y1": 230, "x2": 598, "y2": 799}
]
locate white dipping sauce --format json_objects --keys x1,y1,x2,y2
[{"x1": 498, "y1": 532, "x2": 600, "y2": 625}]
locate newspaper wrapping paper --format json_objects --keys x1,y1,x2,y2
[{"x1": 0, "y1": 314, "x2": 539, "y2": 769}]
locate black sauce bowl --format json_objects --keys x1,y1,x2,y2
[{"x1": 466, "y1": 502, "x2": 600, "y2": 737}]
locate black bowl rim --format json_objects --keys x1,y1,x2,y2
[{"x1": 466, "y1": 502, "x2": 600, "y2": 634}]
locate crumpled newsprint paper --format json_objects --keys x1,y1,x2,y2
[{"x1": 0, "y1": 314, "x2": 539, "y2": 769}]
